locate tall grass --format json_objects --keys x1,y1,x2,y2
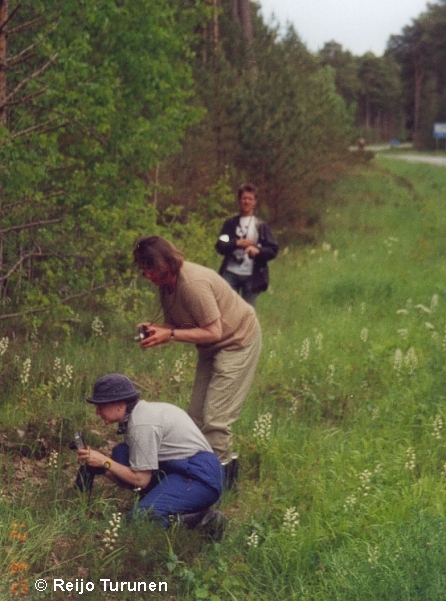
[{"x1": 3, "y1": 157, "x2": 446, "y2": 599}]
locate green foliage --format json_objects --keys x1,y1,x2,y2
[
  {"x1": 159, "y1": 8, "x2": 352, "y2": 229},
  {"x1": 319, "y1": 42, "x2": 403, "y2": 143},
  {"x1": 0, "y1": 0, "x2": 202, "y2": 320},
  {"x1": 387, "y1": 1, "x2": 446, "y2": 148}
]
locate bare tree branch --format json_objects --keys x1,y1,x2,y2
[
  {"x1": 5, "y1": 87, "x2": 44, "y2": 106},
  {"x1": 2, "y1": 53, "x2": 58, "y2": 106},
  {"x1": 0, "y1": 283, "x2": 115, "y2": 321},
  {"x1": 0, "y1": 192, "x2": 65, "y2": 214},
  {"x1": 0, "y1": 4, "x2": 21, "y2": 35},
  {"x1": 9, "y1": 116, "x2": 67, "y2": 139},
  {"x1": 6, "y1": 25, "x2": 57, "y2": 66},
  {"x1": 0, "y1": 217, "x2": 62, "y2": 236},
  {"x1": 8, "y1": 16, "x2": 44, "y2": 36},
  {"x1": 5, "y1": 51, "x2": 37, "y2": 68},
  {"x1": 0, "y1": 250, "x2": 43, "y2": 283}
]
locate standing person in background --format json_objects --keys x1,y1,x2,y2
[
  {"x1": 133, "y1": 236, "x2": 262, "y2": 489},
  {"x1": 215, "y1": 183, "x2": 278, "y2": 308}
]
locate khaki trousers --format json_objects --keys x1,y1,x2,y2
[{"x1": 188, "y1": 322, "x2": 262, "y2": 462}]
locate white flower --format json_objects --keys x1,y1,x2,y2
[
  {"x1": 253, "y1": 413, "x2": 272, "y2": 443},
  {"x1": 327, "y1": 364, "x2": 335, "y2": 385},
  {"x1": 360, "y1": 328, "x2": 369, "y2": 343},
  {"x1": 91, "y1": 316, "x2": 105, "y2": 337},
  {"x1": 20, "y1": 358, "x2": 31, "y2": 385},
  {"x1": 343, "y1": 494, "x2": 357, "y2": 511},
  {"x1": 404, "y1": 447, "x2": 416, "y2": 471},
  {"x1": 442, "y1": 326, "x2": 446, "y2": 352},
  {"x1": 415, "y1": 304, "x2": 431, "y2": 314},
  {"x1": 314, "y1": 332, "x2": 323, "y2": 351},
  {"x1": 247, "y1": 532, "x2": 259, "y2": 548},
  {"x1": 171, "y1": 354, "x2": 187, "y2": 383},
  {"x1": 101, "y1": 513, "x2": 122, "y2": 553},
  {"x1": 289, "y1": 397, "x2": 299, "y2": 415},
  {"x1": 282, "y1": 507, "x2": 300, "y2": 537},
  {"x1": 431, "y1": 294, "x2": 439, "y2": 311},
  {"x1": 432, "y1": 414, "x2": 443, "y2": 440},
  {"x1": 393, "y1": 349, "x2": 403, "y2": 379},
  {"x1": 300, "y1": 338, "x2": 310, "y2": 362},
  {"x1": 48, "y1": 450, "x2": 59, "y2": 470},
  {"x1": 404, "y1": 347, "x2": 418, "y2": 375},
  {"x1": 358, "y1": 469, "x2": 372, "y2": 496},
  {"x1": 0, "y1": 336, "x2": 9, "y2": 357}
]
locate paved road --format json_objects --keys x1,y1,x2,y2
[
  {"x1": 350, "y1": 142, "x2": 446, "y2": 167},
  {"x1": 349, "y1": 143, "x2": 413, "y2": 152},
  {"x1": 380, "y1": 153, "x2": 446, "y2": 167}
]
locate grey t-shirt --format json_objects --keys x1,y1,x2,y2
[{"x1": 124, "y1": 400, "x2": 213, "y2": 471}]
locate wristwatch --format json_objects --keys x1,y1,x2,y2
[{"x1": 103, "y1": 460, "x2": 111, "y2": 470}]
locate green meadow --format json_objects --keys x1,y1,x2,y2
[{"x1": 3, "y1": 156, "x2": 446, "y2": 600}]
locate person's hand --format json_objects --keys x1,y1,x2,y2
[
  {"x1": 236, "y1": 238, "x2": 256, "y2": 248},
  {"x1": 245, "y1": 245, "x2": 260, "y2": 257},
  {"x1": 139, "y1": 324, "x2": 171, "y2": 348},
  {"x1": 77, "y1": 446, "x2": 108, "y2": 468}
]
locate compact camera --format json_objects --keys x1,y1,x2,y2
[
  {"x1": 232, "y1": 249, "x2": 245, "y2": 264},
  {"x1": 134, "y1": 324, "x2": 151, "y2": 341},
  {"x1": 74, "y1": 431, "x2": 86, "y2": 450}
]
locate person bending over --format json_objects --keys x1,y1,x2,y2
[
  {"x1": 133, "y1": 236, "x2": 262, "y2": 486},
  {"x1": 76, "y1": 373, "x2": 224, "y2": 529}
]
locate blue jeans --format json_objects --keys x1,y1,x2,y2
[
  {"x1": 222, "y1": 271, "x2": 258, "y2": 307},
  {"x1": 111, "y1": 443, "x2": 223, "y2": 527}
]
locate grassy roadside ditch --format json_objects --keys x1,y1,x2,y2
[{"x1": 2, "y1": 156, "x2": 446, "y2": 599}]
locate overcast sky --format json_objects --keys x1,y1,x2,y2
[{"x1": 257, "y1": 0, "x2": 430, "y2": 56}]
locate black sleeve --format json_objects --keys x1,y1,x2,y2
[{"x1": 256, "y1": 222, "x2": 279, "y2": 263}]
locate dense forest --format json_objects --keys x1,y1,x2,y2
[
  {"x1": 321, "y1": 0, "x2": 446, "y2": 149},
  {"x1": 1, "y1": 0, "x2": 445, "y2": 327}
]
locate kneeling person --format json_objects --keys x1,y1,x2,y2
[{"x1": 77, "y1": 373, "x2": 223, "y2": 528}]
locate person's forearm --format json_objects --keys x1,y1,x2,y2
[
  {"x1": 105, "y1": 460, "x2": 151, "y2": 489},
  {"x1": 78, "y1": 447, "x2": 151, "y2": 489},
  {"x1": 140, "y1": 319, "x2": 222, "y2": 347},
  {"x1": 171, "y1": 326, "x2": 221, "y2": 345}
]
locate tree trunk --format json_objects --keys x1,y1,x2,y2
[
  {"x1": 413, "y1": 56, "x2": 424, "y2": 149},
  {"x1": 212, "y1": 0, "x2": 219, "y2": 53},
  {"x1": 0, "y1": 0, "x2": 9, "y2": 126},
  {"x1": 234, "y1": 0, "x2": 253, "y2": 44}
]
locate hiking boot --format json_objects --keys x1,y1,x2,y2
[
  {"x1": 198, "y1": 510, "x2": 227, "y2": 541},
  {"x1": 173, "y1": 509, "x2": 228, "y2": 541}
]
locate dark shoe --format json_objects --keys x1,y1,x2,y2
[
  {"x1": 222, "y1": 455, "x2": 239, "y2": 491},
  {"x1": 198, "y1": 510, "x2": 227, "y2": 541},
  {"x1": 173, "y1": 509, "x2": 228, "y2": 541},
  {"x1": 175, "y1": 510, "x2": 209, "y2": 528}
]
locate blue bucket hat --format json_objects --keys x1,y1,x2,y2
[{"x1": 87, "y1": 373, "x2": 141, "y2": 405}]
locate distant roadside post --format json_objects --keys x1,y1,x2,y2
[{"x1": 433, "y1": 122, "x2": 446, "y2": 150}]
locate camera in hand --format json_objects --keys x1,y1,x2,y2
[
  {"x1": 69, "y1": 431, "x2": 86, "y2": 450},
  {"x1": 232, "y1": 249, "x2": 245, "y2": 264},
  {"x1": 134, "y1": 325, "x2": 150, "y2": 341}
]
